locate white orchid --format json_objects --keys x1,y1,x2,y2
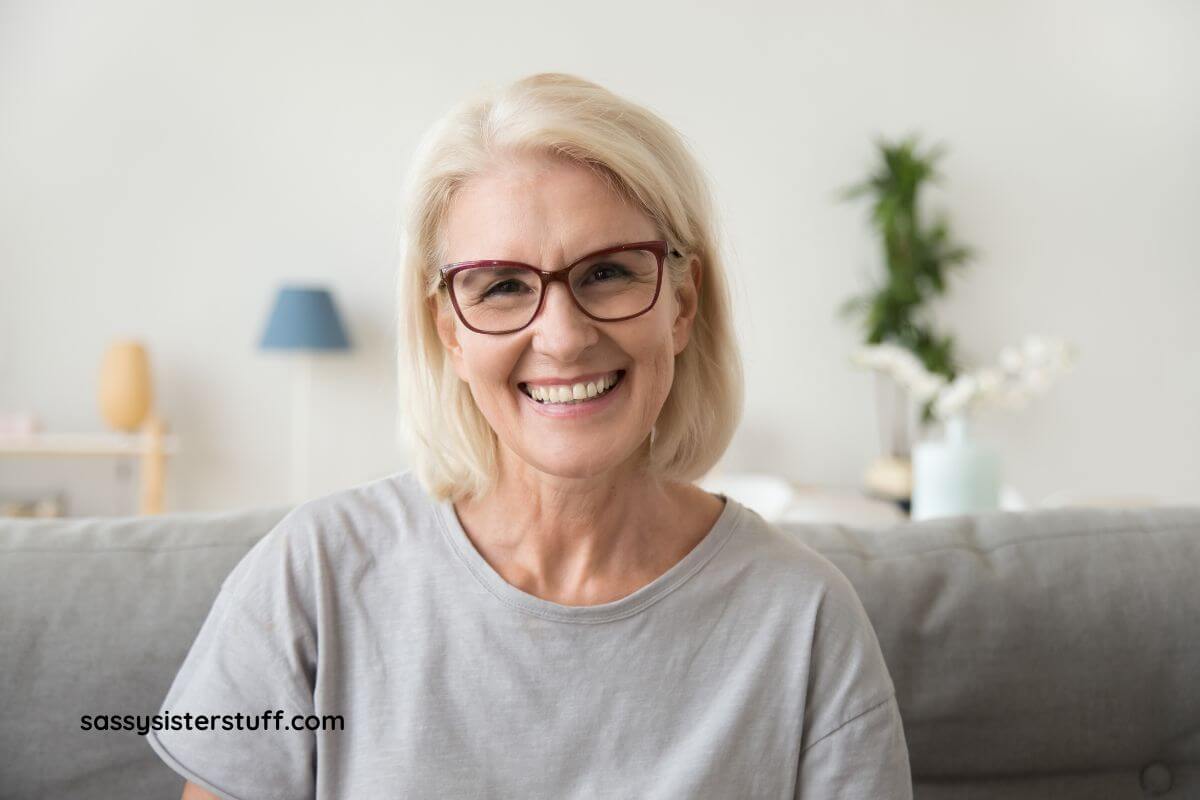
[
  {"x1": 851, "y1": 342, "x2": 948, "y2": 402},
  {"x1": 853, "y1": 335, "x2": 1077, "y2": 422}
]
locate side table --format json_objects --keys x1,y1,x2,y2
[{"x1": 0, "y1": 418, "x2": 179, "y2": 514}]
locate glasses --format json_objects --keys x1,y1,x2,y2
[{"x1": 438, "y1": 240, "x2": 677, "y2": 335}]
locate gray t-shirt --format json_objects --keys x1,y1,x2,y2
[{"x1": 147, "y1": 470, "x2": 911, "y2": 799}]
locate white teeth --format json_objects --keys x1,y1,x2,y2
[{"x1": 523, "y1": 372, "x2": 622, "y2": 405}]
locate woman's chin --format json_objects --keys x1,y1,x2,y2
[{"x1": 512, "y1": 446, "x2": 631, "y2": 480}]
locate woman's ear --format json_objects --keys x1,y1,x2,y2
[
  {"x1": 432, "y1": 294, "x2": 469, "y2": 381},
  {"x1": 672, "y1": 255, "x2": 703, "y2": 356}
]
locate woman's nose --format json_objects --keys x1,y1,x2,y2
[{"x1": 529, "y1": 282, "x2": 598, "y2": 352}]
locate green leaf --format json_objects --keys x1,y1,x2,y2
[{"x1": 838, "y1": 132, "x2": 974, "y2": 361}]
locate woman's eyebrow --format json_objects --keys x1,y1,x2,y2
[
  {"x1": 481, "y1": 242, "x2": 627, "y2": 271},
  {"x1": 566, "y1": 239, "x2": 649, "y2": 263},
  {"x1": 453, "y1": 238, "x2": 649, "y2": 269}
]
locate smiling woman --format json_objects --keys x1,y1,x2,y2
[
  {"x1": 402, "y1": 77, "x2": 743, "y2": 505},
  {"x1": 149, "y1": 73, "x2": 912, "y2": 800}
]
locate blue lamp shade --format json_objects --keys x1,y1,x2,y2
[{"x1": 259, "y1": 286, "x2": 352, "y2": 351}]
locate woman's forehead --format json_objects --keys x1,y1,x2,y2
[{"x1": 442, "y1": 160, "x2": 657, "y2": 264}]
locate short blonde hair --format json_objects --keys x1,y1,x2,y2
[{"x1": 396, "y1": 73, "x2": 743, "y2": 504}]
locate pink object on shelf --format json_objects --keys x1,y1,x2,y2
[{"x1": 0, "y1": 413, "x2": 42, "y2": 436}]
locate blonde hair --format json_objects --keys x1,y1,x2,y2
[{"x1": 396, "y1": 73, "x2": 743, "y2": 504}]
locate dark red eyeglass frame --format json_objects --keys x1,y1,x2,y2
[{"x1": 437, "y1": 240, "x2": 678, "y2": 335}]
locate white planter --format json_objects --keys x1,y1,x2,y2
[{"x1": 911, "y1": 415, "x2": 1000, "y2": 520}]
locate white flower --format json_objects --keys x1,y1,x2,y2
[
  {"x1": 999, "y1": 346, "x2": 1024, "y2": 373},
  {"x1": 851, "y1": 343, "x2": 947, "y2": 401},
  {"x1": 933, "y1": 373, "x2": 978, "y2": 418},
  {"x1": 1022, "y1": 335, "x2": 1049, "y2": 366},
  {"x1": 1023, "y1": 366, "x2": 1052, "y2": 394},
  {"x1": 911, "y1": 373, "x2": 947, "y2": 402},
  {"x1": 852, "y1": 336, "x2": 1075, "y2": 422},
  {"x1": 974, "y1": 367, "x2": 1004, "y2": 396}
]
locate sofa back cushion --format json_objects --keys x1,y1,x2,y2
[
  {"x1": 781, "y1": 505, "x2": 1200, "y2": 799},
  {"x1": 0, "y1": 506, "x2": 289, "y2": 799},
  {"x1": 1, "y1": 503, "x2": 1197, "y2": 799}
]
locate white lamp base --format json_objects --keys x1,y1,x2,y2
[{"x1": 290, "y1": 354, "x2": 311, "y2": 505}]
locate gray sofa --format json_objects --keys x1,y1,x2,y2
[{"x1": 1, "y1": 502, "x2": 1197, "y2": 799}]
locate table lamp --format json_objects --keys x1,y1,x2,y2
[{"x1": 258, "y1": 285, "x2": 352, "y2": 503}]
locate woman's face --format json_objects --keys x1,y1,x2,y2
[{"x1": 434, "y1": 154, "x2": 701, "y2": 481}]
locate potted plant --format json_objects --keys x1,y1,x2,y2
[
  {"x1": 854, "y1": 336, "x2": 1077, "y2": 518},
  {"x1": 840, "y1": 135, "x2": 973, "y2": 505}
]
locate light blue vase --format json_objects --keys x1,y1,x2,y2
[{"x1": 911, "y1": 415, "x2": 1000, "y2": 520}]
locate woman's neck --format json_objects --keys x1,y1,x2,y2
[{"x1": 453, "y1": 471, "x2": 723, "y2": 607}]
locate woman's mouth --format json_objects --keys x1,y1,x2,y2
[{"x1": 518, "y1": 370, "x2": 625, "y2": 406}]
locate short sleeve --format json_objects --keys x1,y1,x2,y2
[
  {"x1": 796, "y1": 561, "x2": 912, "y2": 799},
  {"x1": 146, "y1": 512, "x2": 319, "y2": 800}
]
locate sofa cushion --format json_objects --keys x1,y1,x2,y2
[
  {"x1": 1, "y1": 503, "x2": 1197, "y2": 799},
  {"x1": 0, "y1": 506, "x2": 289, "y2": 799},
  {"x1": 780, "y1": 505, "x2": 1200, "y2": 798}
]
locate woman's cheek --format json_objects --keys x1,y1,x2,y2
[{"x1": 641, "y1": 350, "x2": 675, "y2": 417}]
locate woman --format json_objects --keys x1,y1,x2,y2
[{"x1": 150, "y1": 73, "x2": 911, "y2": 799}]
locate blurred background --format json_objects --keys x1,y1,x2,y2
[{"x1": 1, "y1": 0, "x2": 1197, "y2": 518}]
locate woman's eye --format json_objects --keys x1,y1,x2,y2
[
  {"x1": 484, "y1": 280, "x2": 523, "y2": 297},
  {"x1": 587, "y1": 263, "x2": 627, "y2": 282}
]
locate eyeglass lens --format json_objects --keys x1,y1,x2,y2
[{"x1": 451, "y1": 249, "x2": 660, "y2": 332}]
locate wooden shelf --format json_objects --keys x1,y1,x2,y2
[
  {"x1": 0, "y1": 432, "x2": 179, "y2": 457},
  {"x1": 0, "y1": 418, "x2": 176, "y2": 514}
]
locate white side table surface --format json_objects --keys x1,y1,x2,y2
[{"x1": 699, "y1": 471, "x2": 1031, "y2": 528}]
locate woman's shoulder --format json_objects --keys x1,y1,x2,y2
[
  {"x1": 725, "y1": 501, "x2": 897, "y2": 697},
  {"x1": 725, "y1": 500, "x2": 862, "y2": 599},
  {"x1": 220, "y1": 469, "x2": 436, "y2": 601},
  {"x1": 284, "y1": 468, "x2": 434, "y2": 543},
  {"x1": 722, "y1": 500, "x2": 890, "y2": 641}
]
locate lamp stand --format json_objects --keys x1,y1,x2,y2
[{"x1": 290, "y1": 353, "x2": 311, "y2": 504}]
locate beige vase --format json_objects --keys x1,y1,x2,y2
[{"x1": 98, "y1": 340, "x2": 154, "y2": 432}]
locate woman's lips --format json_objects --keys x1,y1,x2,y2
[
  {"x1": 517, "y1": 370, "x2": 626, "y2": 418},
  {"x1": 519, "y1": 369, "x2": 622, "y2": 388}
]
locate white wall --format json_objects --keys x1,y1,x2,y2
[{"x1": 2, "y1": 0, "x2": 1197, "y2": 514}]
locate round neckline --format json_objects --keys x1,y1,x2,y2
[{"x1": 435, "y1": 490, "x2": 743, "y2": 624}]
